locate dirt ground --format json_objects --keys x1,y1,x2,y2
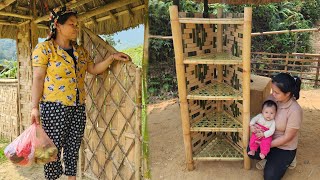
[
  {"x1": 148, "y1": 89, "x2": 320, "y2": 180},
  {"x1": 0, "y1": 89, "x2": 319, "y2": 180}
]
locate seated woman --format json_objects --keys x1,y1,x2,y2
[{"x1": 247, "y1": 73, "x2": 303, "y2": 180}]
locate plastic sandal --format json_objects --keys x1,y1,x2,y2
[
  {"x1": 288, "y1": 156, "x2": 297, "y2": 169},
  {"x1": 256, "y1": 159, "x2": 267, "y2": 170}
]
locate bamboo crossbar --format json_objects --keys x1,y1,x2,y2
[
  {"x1": 251, "y1": 28, "x2": 319, "y2": 36},
  {"x1": 148, "y1": 35, "x2": 173, "y2": 39},
  {"x1": 78, "y1": 0, "x2": 140, "y2": 21},
  {"x1": 179, "y1": 18, "x2": 244, "y2": 24},
  {"x1": 0, "y1": 11, "x2": 33, "y2": 19},
  {"x1": 252, "y1": 69, "x2": 318, "y2": 75},
  {"x1": 252, "y1": 62, "x2": 319, "y2": 68},
  {"x1": 84, "y1": 4, "x2": 146, "y2": 26}
]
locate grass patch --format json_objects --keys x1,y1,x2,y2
[
  {"x1": 0, "y1": 138, "x2": 9, "y2": 164},
  {"x1": 122, "y1": 45, "x2": 143, "y2": 67}
]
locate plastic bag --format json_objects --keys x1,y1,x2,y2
[{"x1": 4, "y1": 123, "x2": 58, "y2": 166}]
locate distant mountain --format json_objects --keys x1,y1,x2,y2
[{"x1": 0, "y1": 39, "x2": 16, "y2": 61}]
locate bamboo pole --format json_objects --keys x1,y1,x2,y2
[
  {"x1": 78, "y1": 0, "x2": 139, "y2": 21},
  {"x1": 34, "y1": 0, "x2": 95, "y2": 23},
  {"x1": 0, "y1": 11, "x2": 33, "y2": 20},
  {"x1": 251, "y1": 28, "x2": 319, "y2": 36},
  {"x1": 169, "y1": 5, "x2": 194, "y2": 171},
  {"x1": 135, "y1": 68, "x2": 142, "y2": 180},
  {"x1": 15, "y1": 29, "x2": 21, "y2": 137},
  {"x1": 179, "y1": 18, "x2": 244, "y2": 24},
  {"x1": 242, "y1": 7, "x2": 252, "y2": 170},
  {"x1": 216, "y1": 8, "x2": 223, "y2": 112},
  {"x1": 148, "y1": 35, "x2": 172, "y2": 39},
  {"x1": 0, "y1": 0, "x2": 16, "y2": 10},
  {"x1": 285, "y1": 53, "x2": 289, "y2": 73},
  {"x1": 0, "y1": 20, "x2": 18, "y2": 26}
]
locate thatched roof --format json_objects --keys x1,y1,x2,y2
[
  {"x1": 0, "y1": 0, "x2": 147, "y2": 39},
  {"x1": 193, "y1": 0, "x2": 290, "y2": 4}
]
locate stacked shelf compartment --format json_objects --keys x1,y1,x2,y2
[{"x1": 170, "y1": 6, "x2": 252, "y2": 170}]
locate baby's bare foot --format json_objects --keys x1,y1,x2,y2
[
  {"x1": 259, "y1": 153, "x2": 266, "y2": 159},
  {"x1": 248, "y1": 150, "x2": 255, "y2": 156}
]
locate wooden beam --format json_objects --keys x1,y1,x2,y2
[
  {"x1": 0, "y1": 11, "x2": 33, "y2": 19},
  {"x1": 84, "y1": 4, "x2": 145, "y2": 26},
  {"x1": 149, "y1": 35, "x2": 172, "y2": 39},
  {"x1": 126, "y1": 5, "x2": 134, "y2": 17},
  {"x1": 0, "y1": 0, "x2": 16, "y2": 11},
  {"x1": 34, "y1": 0, "x2": 94, "y2": 23},
  {"x1": 78, "y1": 0, "x2": 139, "y2": 21},
  {"x1": 109, "y1": 11, "x2": 118, "y2": 22}
]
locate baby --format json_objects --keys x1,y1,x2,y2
[{"x1": 248, "y1": 100, "x2": 277, "y2": 159}]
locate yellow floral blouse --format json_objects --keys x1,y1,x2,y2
[{"x1": 32, "y1": 40, "x2": 94, "y2": 106}]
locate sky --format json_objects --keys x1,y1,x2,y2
[{"x1": 112, "y1": 24, "x2": 144, "y2": 50}]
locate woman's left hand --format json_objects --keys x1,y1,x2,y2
[{"x1": 112, "y1": 52, "x2": 130, "y2": 62}]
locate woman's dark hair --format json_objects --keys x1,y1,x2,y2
[
  {"x1": 262, "y1": 100, "x2": 277, "y2": 111},
  {"x1": 50, "y1": 12, "x2": 77, "y2": 40},
  {"x1": 272, "y1": 73, "x2": 302, "y2": 100}
]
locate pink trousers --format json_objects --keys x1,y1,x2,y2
[{"x1": 249, "y1": 124, "x2": 272, "y2": 156}]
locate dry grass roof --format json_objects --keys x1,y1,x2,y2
[
  {"x1": 193, "y1": 0, "x2": 290, "y2": 4},
  {"x1": 0, "y1": 0, "x2": 147, "y2": 39}
]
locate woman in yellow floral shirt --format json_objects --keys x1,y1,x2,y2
[{"x1": 31, "y1": 7, "x2": 129, "y2": 180}]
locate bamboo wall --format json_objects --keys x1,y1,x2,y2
[
  {"x1": 179, "y1": 11, "x2": 245, "y2": 156},
  {"x1": 17, "y1": 23, "x2": 33, "y2": 133},
  {"x1": 0, "y1": 79, "x2": 18, "y2": 141},
  {"x1": 251, "y1": 52, "x2": 320, "y2": 87}
]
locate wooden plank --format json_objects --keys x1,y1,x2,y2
[{"x1": 179, "y1": 18, "x2": 244, "y2": 24}]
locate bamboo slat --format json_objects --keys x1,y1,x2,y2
[
  {"x1": 193, "y1": 135, "x2": 243, "y2": 161},
  {"x1": 187, "y1": 81, "x2": 243, "y2": 100},
  {"x1": 184, "y1": 52, "x2": 242, "y2": 65},
  {"x1": 179, "y1": 18, "x2": 244, "y2": 24},
  {"x1": 190, "y1": 111, "x2": 242, "y2": 132}
]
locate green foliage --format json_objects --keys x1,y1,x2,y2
[
  {"x1": 0, "y1": 60, "x2": 17, "y2": 79},
  {"x1": 100, "y1": 34, "x2": 118, "y2": 46},
  {"x1": 121, "y1": 45, "x2": 143, "y2": 67},
  {"x1": 0, "y1": 139, "x2": 9, "y2": 164}
]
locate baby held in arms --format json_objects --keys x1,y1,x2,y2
[{"x1": 248, "y1": 100, "x2": 277, "y2": 159}]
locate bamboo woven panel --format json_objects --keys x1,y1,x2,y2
[
  {"x1": 223, "y1": 65, "x2": 243, "y2": 90},
  {"x1": 193, "y1": 134, "x2": 243, "y2": 160},
  {"x1": 180, "y1": 12, "x2": 218, "y2": 58},
  {"x1": 190, "y1": 111, "x2": 242, "y2": 132},
  {"x1": 0, "y1": 80, "x2": 18, "y2": 141},
  {"x1": 83, "y1": 30, "x2": 141, "y2": 180},
  {"x1": 17, "y1": 24, "x2": 33, "y2": 133},
  {"x1": 185, "y1": 64, "x2": 216, "y2": 92},
  {"x1": 188, "y1": 100, "x2": 217, "y2": 125},
  {"x1": 187, "y1": 81, "x2": 243, "y2": 100},
  {"x1": 222, "y1": 13, "x2": 244, "y2": 57}
]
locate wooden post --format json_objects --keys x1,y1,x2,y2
[
  {"x1": 315, "y1": 57, "x2": 320, "y2": 87},
  {"x1": 285, "y1": 53, "x2": 289, "y2": 73},
  {"x1": 216, "y1": 8, "x2": 223, "y2": 112},
  {"x1": 135, "y1": 68, "x2": 142, "y2": 180},
  {"x1": 242, "y1": 7, "x2": 252, "y2": 170},
  {"x1": 204, "y1": 0, "x2": 209, "y2": 18},
  {"x1": 169, "y1": 5, "x2": 194, "y2": 171}
]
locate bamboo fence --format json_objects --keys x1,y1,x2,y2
[{"x1": 251, "y1": 52, "x2": 320, "y2": 87}]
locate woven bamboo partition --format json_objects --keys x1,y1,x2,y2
[
  {"x1": 0, "y1": 79, "x2": 18, "y2": 141},
  {"x1": 17, "y1": 23, "x2": 33, "y2": 134},
  {"x1": 193, "y1": 0, "x2": 291, "y2": 4},
  {"x1": 81, "y1": 27, "x2": 142, "y2": 180},
  {"x1": 170, "y1": 6, "x2": 252, "y2": 170}
]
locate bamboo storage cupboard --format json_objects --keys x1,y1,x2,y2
[{"x1": 169, "y1": 6, "x2": 252, "y2": 170}]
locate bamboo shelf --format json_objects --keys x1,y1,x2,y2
[
  {"x1": 190, "y1": 111, "x2": 242, "y2": 132},
  {"x1": 187, "y1": 81, "x2": 243, "y2": 100},
  {"x1": 179, "y1": 18, "x2": 244, "y2": 24},
  {"x1": 193, "y1": 135, "x2": 243, "y2": 161},
  {"x1": 184, "y1": 53, "x2": 242, "y2": 65}
]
